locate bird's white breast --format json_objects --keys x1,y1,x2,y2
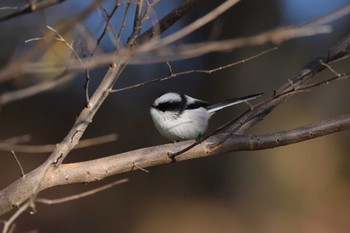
[{"x1": 150, "y1": 107, "x2": 211, "y2": 141}]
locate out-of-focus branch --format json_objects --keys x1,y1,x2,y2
[
  {"x1": 142, "y1": 0, "x2": 240, "y2": 48},
  {"x1": 127, "y1": 0, "x2": 144, "y2": 45},
  {"x1": 3, "y1": 1, "x2": 348, "y2": 77},
  {"x1": 18, "y1": 24, "x2": 332, "y2": 73},
  {"x1": 0, "y1": 0, "x2": 102, "y2": 84},
  {"x1": 0, "y1": 135, "x2": 31, "y2": 145},
  {"x1": 93, "y1": 1, "x2": 121, "y2": 53},
  {"x1": 36, "y1": 178, "x2": 128, "y2": 204},
  {"x1": 0, "y1": 134, "x2": 118, "y2": 153},
  {"x1": 0, "y1": 71, "x2": 70, "y2": 106},
  {"x1": 0, "y1": 0, "x2": 67, "y2": 22},
  {"x1": 133, "y1": 0, "x2": 203, "y2": 46},
  {"x1": 133, "y1": 25, "x2": 332, "y2": 63},
  {"x1": 1, "y1": 113, "x2": 350, "y2": 216}
]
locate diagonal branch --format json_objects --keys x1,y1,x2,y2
[
  {"x1": 225, "y1": 33, "x2": 350, "y2": 136},
  {"x1": 133, "y1": 0, "x2": 203, "y2": 45},
  {"x1": 0, "y1": 0, "x2": 67, "y2": 22}
]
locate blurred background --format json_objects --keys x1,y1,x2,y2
[{"x1": 1, "y1": 0, "x2": 350, "y2": 232}]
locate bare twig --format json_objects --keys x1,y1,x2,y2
[
  {"x1": 0, "y1": 135, "x2": 31, "y2": 145},
  {"x1": 0, "y1": 0, "x2": 67, "y2": 22},
  {"x1": 0, "y1": 71, "x2": 70, "y2": 106},
  {"x1": 320, "y1": 59, "x2": 342, "y2": 77},
  {"x1": 93, "y1": 1, "x2": 121, "y2": 54},
  {"x1": 134, "y1": 25, "x2": 331, "y2": 63},
  {"x1": 302, "y1": 71, "x2": 350, "y2": 89},
  {"x1": 303, "y1": 3, "x2": 350, "y2": 26},
  {"x1": 45, "y1": 25, "x2": 80, "y2": 61},
  {"x1": 2, "y1": 200, "x2": 32, "y2": 233},
  {"x1": 110, "y1": 47, "x2": 277, "y2": 93},
  {"x1": 127, "y1": 0, "x2": 145, "y2": 45},
  {"x1": 143, "y1": 0, "x2": 240, "y2": 49},
  {"x1": 0, "y1": 134, "x2": 118, "y2": 153},
  {"x1": 0, "y1": 25, "x2": 84, "y2": 106},
  {"x1": 0, "y1": 7, "x2": 18, "y2": 11},
  {"x1": 1, "y1": 163, "x2": 53, "y2": 233},
  {"x1": 133, "y1": 0, "x2": 202, "y2": 45},
  {"x1": 19, "y1": 24, "x2": 329, "y2": 73},
  {"x1": 116, "y1": 1, "x2": 131, "y2": 49},
  {"x1": 141, "y1": 0, "x2": 159, "y2": 23},
  {"x1": 36, "y1": 178, "x2": 128, "y2": 204},
  {"x1": 0, "y1": 0, "x2": 103, "y2": 84},
  {"x1": 5, "y1": 0, "x2": 346, "y2": 76},
  {"x1": 10, "y1": 151, "x2": 25, "y2": 178}
]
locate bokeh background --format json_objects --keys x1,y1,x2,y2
[{"x1": 1, "y1": 0, "x2": 350, "y2": 232}]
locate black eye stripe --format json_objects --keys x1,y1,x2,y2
[
  {"x1": 185, "y1": 100, "x2": 209, "y2": 110},
  {"x1": 154, "y1": 99, "x2": 209, "y2": 112},
  {"x1": 155, "y1": 101, "x2": 184, "y2": 112}
]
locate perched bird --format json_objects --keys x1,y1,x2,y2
[{"x1": 150, "y1": 92, "x2": 263, "y2": 141}]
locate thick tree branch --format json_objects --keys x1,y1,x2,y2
[{"x1": 0, "y1": 113, "x2": 349, "y2": 216}]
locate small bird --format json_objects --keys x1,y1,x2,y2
[{"x1": 150, "y1": 92, "x2": 263, "y2": 141}]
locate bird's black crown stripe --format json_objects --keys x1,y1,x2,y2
[
  {"x1": 152, "y1": 93, "x2": 209, "y2": 112},
  {"x1": 153, "y1": 93, "x2": 187, "y2": 112}
]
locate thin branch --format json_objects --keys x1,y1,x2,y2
[
  {"x1": 133, "y1": 0, "x2": 202, "y2": 45},
  {"x1": 5, "y1": 0, "x2": 346, "y2": 76},
  {"x1": 141, "y1": 0, "x2": 159, "y2": 23},
  {"x1": 0, "y1": 71, "x2": 70, "y2": 106},
  {"x1": 0, "y1": 25, "x2": 85, "y2": 106},
  {"x1": 10, "y1": 151, "x2": 25, "y2": 178},
  {"x1": 320, "y1": 59, "x2": 342, "y2": 77},
  {"x1": 0, "y1": 0, "x2": 67, "y2": 22},
  {"x1": 2, "y1": 200, "x2": 32, "y2": 233},
  {"x1": 0, "y1": 134, "x2": 118, "y2": 153},
  {"x1": 116, "y1": 1, "x2": 131, "y2": 49},
  {"x1": 93, "y1": 1, "x2": 121, "y2": 54},
  {"x1": 19, "y1": 23, "x2": 330, "y2": 73},
  {"x1": 0, "y1": 0, "x2": 103, "y2": 84},
  {"x1": 45, "y1": 25, "x2": 81, "y2": 61},
  {"x1": 303, "y1": 3, "x2": 350, "y2": 27},
  {"x1": 127, "y1": 0, "x2": 145, "y2": 45},
  {"x1": 1, "y1": 164, "x2": 53, "y2": 233},
  {"x1": 110, "y1": 47, "x2": 277, "y2": 93},
  {"x1": 134, "y1": 25, "x2": 331, "y2": 63},
  {"x1": 0, "y1": 7, "x2": 18, "y2": 11},
  {"x1": 36, "y1": 178, "x2": 128, "y2": 204},
  {"x1": 143, "y1": 0, "x2": 240, "y2": 48},
  {"x1": 301, "y1": 71, "x2": 350, "y2": 89},
  {"x1": 0, "y1": 135, "x2": 31, "y2": 145}
]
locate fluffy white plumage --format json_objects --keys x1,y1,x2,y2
[{"x1": 150, "y1": 92, "x2": 262, "y2": 141}]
